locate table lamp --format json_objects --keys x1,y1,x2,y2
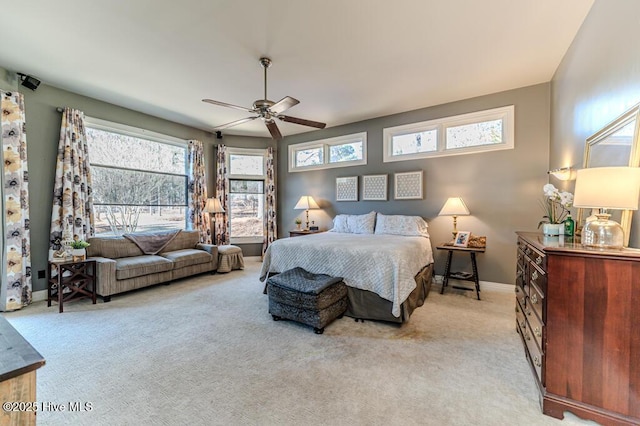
[
  {"x1": 294, "y1": 195, "x2": 319, "y2": 230},
  {"x1": 203, "y1": 197, "x2": 225, "y2": 244},
  {"x1": 573, "y1": 167, "x2": 640, "y2": 249},
  {"x1": 439, "y1": 197, "x2": 470, "y2": 239}
]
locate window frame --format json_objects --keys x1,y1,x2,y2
[
  {"x1": 383, "y1": 105, "x2": 514, "y2": 162},
  {"x1": 288, "y1": 132, "x2": 367, "y2": 172},
  {"x1": 226, "y1": 147, "x2": 268, "y2": 244},
  {"x1": 84, "y1": 117, "x2": 189, "y2": 236}
]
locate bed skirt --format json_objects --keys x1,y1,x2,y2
[{"x1": 344, "y1": 263, "x2": 434, "y2": 324}]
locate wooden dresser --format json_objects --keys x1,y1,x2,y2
[{"x1": 516, "y1": 232, "x2": 640, "y2": 425}]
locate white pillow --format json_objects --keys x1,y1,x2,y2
[
  {"x1": 374, "y1": 213, "x2": 429, "y2": 237},
  {"x1": 330, "y1": 211, "x2": 376, "y2": 234}
]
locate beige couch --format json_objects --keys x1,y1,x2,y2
[{"x1": 87, "y1": 230, "x2": 218, "y2": 301}]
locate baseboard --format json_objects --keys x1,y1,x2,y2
[
  {"x1": 32, "y1": 289, "x2": 47, "y2": 303},
  {"x1": 433, "y1": 274, "x2": 513, "y2": 294}
]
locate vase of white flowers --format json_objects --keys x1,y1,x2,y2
[{"x1": 538, "y1": 184, "x2": 573, "y2": 236}]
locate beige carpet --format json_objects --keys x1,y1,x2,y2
[{"x1": 5, "y1": 258, "x2": 596, "y2": 426}]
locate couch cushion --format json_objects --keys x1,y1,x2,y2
[
  {"x1": 161, "y1": 231, "x2": 200, "y2": 253},
  {"x1": 160, "y1": 249, "x2": 212, "y2": 270},
  {"x1": 87, "y1": 236, "x2": 144, "y2": 259},
  {"x1": 115, "y1": 255, "x2": 174, "y2": 280}
]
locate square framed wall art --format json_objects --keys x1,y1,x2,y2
[
  {"x1": 336, "y1": 176, "x2": 358, "y2": 201},
  {"x1": 362, "y1": 174, "x2": 388, "y2": 201},
  {"x1": 394, "y1": 170, "x2": 423, "y2": 200}
]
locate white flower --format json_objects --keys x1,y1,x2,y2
[
  {"x1": 543, "y1": 184, "x2": 558, "y2": 198},
  {"x1": 559, "y1": 191, "x2": 573, "y2": 207}
]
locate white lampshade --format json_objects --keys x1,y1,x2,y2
[
  {"x1": 203, "y1": 198, "x2": 225, "y2": 214},
  {"x1": 573, "y1": 167, "x2": 640, "y2": 210},
  {"x1": 438, "y1": 197, "x2": 470, "y2": 216},
  {"x1": 294, "y1": 196, "x2": 319, "y2": 210},
  {"x1": 574, "y1": 167, "x2": 640, "y2": 249}
]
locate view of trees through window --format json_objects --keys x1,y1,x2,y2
[
  {"x1": 228, "y1": 151, "x2": 266, "y2": 241},
  {"x1": 86, "y1": 127, "x2": 187, "y2": 236},
  {"x1": 446, "y1": 119, "x2": 502, "y2": 149},
  {"x1": 391, "y1": 130, "x2": 437, "y2": 155}
]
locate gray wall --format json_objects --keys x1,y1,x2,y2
[
  {"x1": 279, "y1": 83, "x2": 551, "y2": 285},
  {"x1": 0, "y1": 66, "x2": 269, "y2": 292},
  {"x1": 551, "y1": 0, "x2": 640, "y2": 247}
]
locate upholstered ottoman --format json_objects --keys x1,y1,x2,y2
[
  {"x1": 217, "y1": 245, "x2": 244, "y2": 273},
  {"x1": 267, "y1": 267, "x2": 347, "y2": 334}
]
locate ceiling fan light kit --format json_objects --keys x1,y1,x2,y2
[{"x1": 203, "y1": 57, "x2": 326, "y2": 140}]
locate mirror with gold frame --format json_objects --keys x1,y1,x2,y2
[{"x1": 576, "y1": 103, "x2": 640, "y2": 247}]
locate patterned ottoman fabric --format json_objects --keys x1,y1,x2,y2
[{"x1": 267, "y1": 267, "x2": 347, "y2": 334}]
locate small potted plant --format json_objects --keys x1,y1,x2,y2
[
  {"x1": 70, "y1": 239, "x2": 90, "y2": 260},
  {"x1": 295, "y1": 218, "x2": 302, "y2": 230},
  {"x1": 538, "y1": 184, "x2": 573, "y2": 236}
]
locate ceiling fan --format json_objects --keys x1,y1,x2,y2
[{"x1": 202, "y1": 57, "x2": 326, "y2": 140}]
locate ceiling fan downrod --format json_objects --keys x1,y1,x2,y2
[{"x1": 260, "y1": 57, "x2": 272, "y2": 101}]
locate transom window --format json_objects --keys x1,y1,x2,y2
[
  {"x1": 227, "y1": 147, "x2": 267, "y2": 244},
  {"x1": 383, "y1": 105, "x2": 514, "y2": 162},
  {"x1": 289, "y1": 132, "x2": 367, "y2": 172},
  {"x1": 85, "y1": 117, "x2": 187, "y2": 236}
]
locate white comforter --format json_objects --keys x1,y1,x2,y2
[{"x1": 260, "y1": 233, "x2": 434, "y2": 317}]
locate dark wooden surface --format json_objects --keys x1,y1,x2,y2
[
  {"x1": 289, "y1": 230, "x2": 323, "y2": 237},
  {"x1": 516, "y1": 232, "x2": 640, "y2": 425},
  {"x1": 0, "y1": 316, "x2": 45, "y2": 382}
]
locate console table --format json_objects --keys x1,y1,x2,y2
[{"x1": 47, "y1": 259, "x2": 96, "y2": 313}]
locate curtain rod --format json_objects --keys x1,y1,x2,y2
[{"x1": 56, "y1": 107, "x2": 64, "y2": 113}]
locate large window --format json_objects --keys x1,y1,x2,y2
[
  {"x1": 383, "y1": 105, "x2": 514, "y2": 162},
  {"x1": 288, "y1": 132, "x2": 367, "y2": 172},
  {"x1": 227, "y1": 147, "x2": 267, "y2": 244},
  {"x1": 86, "y1": 118, "x2": 188, "y2": 236}
]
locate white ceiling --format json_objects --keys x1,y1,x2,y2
[{"x1": 0, "y1": 0, "x2": 593, "y2": 139}]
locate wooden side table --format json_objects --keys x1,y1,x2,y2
[
  {"x1": 289, "y1": 229, "x2": 323, "y2": 237},
  {"x1": 436, "y1": 244, "x2": 485, "y2": 300},
  {"x1": 47, "y1": 259, "x2": 97, "y2": 313}
]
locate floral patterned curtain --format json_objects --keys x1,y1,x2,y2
[
  {"x1": 215, "y1": 144, "x2": 229, "y2": 245},
  {"x1": 262, "y1": 146, "x2": 277, "y2": 255},
  {"x1": 187, "y1": 140, "x2": 211, "y2": 243},
  {"x1": 49, "y1": 107, "x2": 94, "y2": 251},
  {"x1": 1, "y1": 90, "x2": 32, "y2": 311}
]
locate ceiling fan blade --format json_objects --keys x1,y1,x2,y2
[
  {"x1": 278, "y1": 115, "x2": 326, "y2": 129},
  {"x1": 202, "y1": 99, "x2": 255, "y2": 113},
  {"x1": 269, "y1": 96, "x2": 300, "y2": 114},
  {"x1": 265, "y1": 120, "x2": 283, "y2": 140},
  {"x1": 213, "y1": 116, "x2": 258, "y2": 130}
]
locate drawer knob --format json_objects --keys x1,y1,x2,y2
[
  {"x1": 534, "y1": 355, "x2": 542, "y2": 367},
  {"x1": 532, "y1": 270, "x2": 538, "y2": 280},
  {"x1": 526, "y1": 309, "x2": 532, "y2": 316},
  {"x1": 531, "y1": 294, "x2": 538, "y2": 304},
  {"x1": 515, "y1": 305, "x2": 520, "y2": 313},
  {"x1": 536, "y1": 256, "x2": 543, "y2": 265},
  {"x1": 534, "y1": 327, "x2": 541, "y2": 337}
]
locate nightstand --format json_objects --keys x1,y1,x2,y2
[
  {"x1": 47, "y1": 259, "x2": 97, "y2": 313},
  {"x1": 436, "y1": 244, "x2": 485, "y2": 300},
  {"x1": 289, "y1": 229, "x2": 323, "y2": 237}
]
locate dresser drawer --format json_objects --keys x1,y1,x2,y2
[
  {"x1": 529, "y1": 281, "x2": 545, "y2": 324},
  {"x1": 524, "y1": 320, "x2": 544, "y2": 385},
  {"x1": 525, "y1": 300, "x2": 544, "y2": 351},
  {"x1": 528, "y1": 262, "x2": 546, "y2": 294},
  {"x1": 519, "y1": 238, "x2": 546, "y2": 271}
]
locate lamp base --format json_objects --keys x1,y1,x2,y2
[{"x1": 581, "y1": 214, "x2": 624, "y2": 250}]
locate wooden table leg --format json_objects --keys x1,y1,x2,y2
[
  {"x1": 470, "y1": 252, "x2": 481, "y2": 300},
  {"x1": 441, "y1": 250, "x2": 453, "y2": 294}
]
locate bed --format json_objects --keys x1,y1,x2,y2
[{"x1": 260, "y1": 212, "x2": 434, "y2": 323}]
